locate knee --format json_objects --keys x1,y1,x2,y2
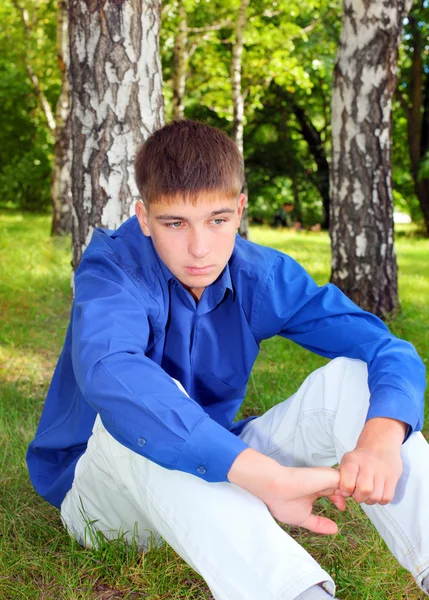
[
  {"x1": 327, "y1": 357, "x2": 367, "y2": 377},
  {"x1": 314, "y1": 357, "x2": 369, "y2": 413}
]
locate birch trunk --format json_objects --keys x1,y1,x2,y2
[
  {"x1": 69, "y1": 0, "x2": 164, "y2": 270},
  {"x1": 12, "y1": 0, "x2": 56, "y2": 132},
  {"x1": 330, "y1": 0, "x2": 413, "y2": 319},
  {"x1": 172, "y1": 0, "x2": 187, "y2": 120},
  {"x1": 51, "y1": 0, "x2": 72, "y2": 236},
  {"x1": 231, "y1": 0, "x2": 249, "y2": 239}
]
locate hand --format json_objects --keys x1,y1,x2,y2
[
  {"x1": 337, "y1": 418, "x2": 405, "y2": 505},
  {"x1": 338, "y1": 446, "x2": 403, "y2": 505},
  {"x1": 228, "y1": 448, "x2": 343, "y2": 535},
  {"x1": 265, "y1": 466, "x2": 343, "y2": 535}
]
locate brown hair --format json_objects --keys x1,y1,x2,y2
[{"x1": 135, "y1": 120, "x2": 244, "y2": 205}]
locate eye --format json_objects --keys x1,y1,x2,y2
[
  {"x1": 166, "y1": 221, "x2": 183, "y2": 228},
  {"x1": 211, "y1": 218, "x2": 227, "y2": 226}
]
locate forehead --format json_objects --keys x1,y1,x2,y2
[{"x1": 148, "y1": 193, "x2": 238, "y2": 218}]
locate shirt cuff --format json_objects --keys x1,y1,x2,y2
[
  {"x1": 175, "y1": 416, "x2": 249, "y2": 482},
  {"x1": 366, "y1": 391, "x2": 423, "y2": 441}
]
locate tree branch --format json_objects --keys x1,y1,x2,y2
[{"x1": 187, "y1": 19, "x2": 233, "y2": 33}]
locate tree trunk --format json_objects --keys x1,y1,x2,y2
[
  {"x1": 51, "y1": 0, "x2": 72, "y2": 236},
  {"x1": 330, "y1": 0, "x2": 413, "y2": 319},
  {"x1": 12, "y1": 0, "x2": 56, "y2": 132},
  {"x1": 69, "y1": 0, "x2": 164, "y2": 270},
  {"x1": 231, "y1": 0, "x2": 249, "y2": 239},
  {"x1": 172, "y1": 0, "x2": 187, "y2": 120}
]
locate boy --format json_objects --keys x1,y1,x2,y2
[{"x1": 28, "y1": 120, "x2": 429, "y2": 600}]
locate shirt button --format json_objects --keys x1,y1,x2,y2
[
  {"x1": 137, "y1": 437, "x2": 147, "y2": 447},
  {"x1": 197, "y1": 465, "x2": 207, "y2": 475}
]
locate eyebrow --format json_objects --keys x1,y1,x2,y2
[{"x1": 155, "y1": 208, "x2": 236, "y2": 221}]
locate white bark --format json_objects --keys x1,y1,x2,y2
[
  {"x1": 230, "y1": 0, "x2": 249, "y2": 156},
  {"x1": 172, "y1": 0, "x2": 187, "y2": 120},
  {"x1": 231, "y1": 0, "x2": 249, "y2": 239},
  {"x1": 51, "y1": 0, "x2": 72, "y2": 235},
  {"x1": 330, "y1": 0, "x2": 413, "y2": 318},
  {"x1": 13, "y1": 0, "x2": 56, "y2": 132},
  {"x1": 69, "y1": 0, "x2": 164, "y2": 269}
]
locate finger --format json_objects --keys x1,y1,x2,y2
[
  {"x1": 301, "y1": 513, "x2": 338, "y2": 535},
  {"x1": 317, "y1": 485, "x2": 342, "y2": 498},
  {"x1": 352, "y1": 468, "x2": 375, "y2": 504},
  {"x1": 329, "y1": 494, "x2": 347, "y2": 512},
  {"x1": 339, "y1": 459, "x2": 359, "y2": 496},
  {"x1": 363, "y1": 476, "x2": 384, "y2": 506},
  {"x1": 298, "y1": 468, "x2": 341, "y2": 498},
  {"x1": 380, "y1": 477, "x2": 399, "y2": 505}
]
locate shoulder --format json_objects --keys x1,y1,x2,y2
[
  {"x1": 229, "y1": 234, "x2": 297, "y2": 286},
  {"x1": 229, "y1": 236, "x2": 304, "y2": 329},
  {"x1": 77, "y1": 216, "x2": 164, "y2": 301}
]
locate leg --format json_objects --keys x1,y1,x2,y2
[
  {"x1": 61, "y1": 415, "x2": 335, "y2": 600},
  {"x1": 239, "y1": 357, "x2": 429, "y2": 594}
]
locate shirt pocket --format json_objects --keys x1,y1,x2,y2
[{"x1": 197, "y1": 371, "x2": 249, "y2": 403}]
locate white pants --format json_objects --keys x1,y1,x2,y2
[{"x1": 61, "y1": 358, "x2": 429, "y2": 599}]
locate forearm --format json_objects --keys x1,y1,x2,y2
[
  {"x1": 356, "y1": 417, "x2": 408, "y2": 450},
  {"x1": 227, "y1": 447, "x2": 284, "y2": 504}
]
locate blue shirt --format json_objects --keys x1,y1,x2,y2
[{"x1": 27, "y1": 216, "x2": 426, "y2": 509}]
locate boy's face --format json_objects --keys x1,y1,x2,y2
[{"x1": 136, "y1": 193, "x2": 246, "y2": 300}]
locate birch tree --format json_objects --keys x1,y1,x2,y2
[
  {"x1": 172, "y1": 0, "x2": 187, "y2": 120},
  {"x1": 12, "y1": 0, "x2": 56, "y2": 133},
  {"x1": 51, "y1": 0, "x2": 72, "y2": 236},
  {"x1": 231, "y1": 0, "x2": 250, "y2": 239},
  {"x1": 69, "y1": 0, "x2": 164, "y2": 270},
  {"x1": 330, "y1": 0, "x2": 413, "y2": 319}
]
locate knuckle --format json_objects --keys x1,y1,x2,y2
[{"x1": 370, "y1": 495, "x2": 382, "y2": 504}]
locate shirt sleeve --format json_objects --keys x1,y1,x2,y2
[
  {"x1": 253, "y1": 253, "x2": 426, "y2": 435},
  {"x1": 72, "y1": 250, "x2": 248, "y2": 482}
]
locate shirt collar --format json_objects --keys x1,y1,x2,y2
[{"x1": 154, "y1": 244, "x2": 234, "y2": 310}]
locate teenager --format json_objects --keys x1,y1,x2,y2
[{"x1": 28, "y1": 120, "x2": 429, "y2": 600}]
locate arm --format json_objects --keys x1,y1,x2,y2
[
  {"x1": 253, "y1": 253, "x2": 426, "y2": 438},
  {"x1": 228, "y1": 448, "x2": 343, "y2": 534},
  {"x1": 72, "y1": 250, "x2": 248, "y2": 482},
  {"x1": 253, "y1": 253, "x2": 426, "y2": 504}
]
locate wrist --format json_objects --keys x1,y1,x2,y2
[
  {"x1": 357, "y1": 417, "x2": 407, "y2": 450},
  {"x1": 227, "y1": 447, "x2": 286, "y2": 504}
]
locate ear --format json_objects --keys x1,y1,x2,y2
[
  {"x1": 135, "y1": 201, "x2": 151, "y2": 237},
  {"x1": 237, "y1": 193, "x2": 246, "y2": 223}
]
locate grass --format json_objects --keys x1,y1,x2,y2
[{"x1": 0, "y1": 210, "x2": 428, "y2": 599}]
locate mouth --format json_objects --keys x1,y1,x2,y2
[{"x1": 184, "y1": 265, "x2": 214, "y2": 275}]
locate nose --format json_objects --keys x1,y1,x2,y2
[{"x1": 188, "y1": 227, "x2": 210, "y2": 259}]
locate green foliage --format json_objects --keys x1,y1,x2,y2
[
  {"x1": 0, "y1": 0, "x2": 426, "y2": 226},
  {"x1": 0, "y1": 0, "x2": 59, "y2": 212},
  {"x1": 161, "y1": 0, "x2": 341, "y2": 226}
]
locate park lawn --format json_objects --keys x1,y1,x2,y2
[{"x1": 0, "y1": 210, "x2": 428, "y2": 600}]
